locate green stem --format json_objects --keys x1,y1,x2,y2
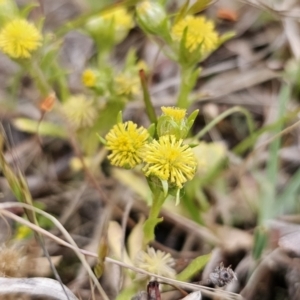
[
  {"x1": 139, "y1": 69, "x2": 157, "y2": 124},
  {"x1": 193, "y1": 106, "x2": 255, "y2": 141},
  {"x1": 177, "y1": 68, "x2": 192, "y2": 109},
  {"x1": 29, "y1": 60, "x2": 52, "y2": 97},
  {"x1": 143, "y1": 190, "x2": 167, "y2": 246}
]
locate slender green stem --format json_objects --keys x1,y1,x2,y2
[
  {"x1": 177, "y1": 79, "x2": 190, "y2": 109},
  {"x1": 139, "y1": 69, "x2": 157, "y2": 124},
  {"x1": 177, "y1": 67, "x2": 192, "y2": 109},
  {"x1": 29, "y1": 60, "x2": 52, "y2": 97},
  {"x1": 193, "y1": 106, "x2": 255, "y2": 141},
  {"x1": 143, "y1": 190, "x2": 167, "y2": 246}
]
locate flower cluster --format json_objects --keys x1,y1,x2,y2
[{"x1": 104, "y1": 107, "x2": 198, "y2": 190}]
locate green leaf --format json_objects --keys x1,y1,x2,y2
[
  {"x1": 174, "y1": 0, "x2": 190, "y2": 24},
  {"x1": 147, "y1": 123, "x2": 156, "y2": 138},
  {"x1": 187, "y1": 109, "x2": 199, "y2": 130},
  {"x1": 187, "y1": 0, "x2": 214, "y2": 15},
  {"x1": 94, "y1": 235, "x2": 108, "y2": 279},
  {"x1": 176, "y1": 253, "x2": 211, "y2": 281},
  {"x1": 218, "y1": 31, "x2": 236, "y2": 46},
  {"x1": 117, "y1": 111, "x2": 123, "y2": 124},
  {"x1": 140, "y1": 70, "x2": 157, "y2": 123},
  {"x1": 97, "y1": 133, "x2": 107, "y2": 145},
  {"x1": 13, "y1": 118, "x2": 67, "y2": 138},
  {"x1": 252, "y1": 227, "x2": 268, "y2": 260},
  {"x1": 116, "y1": 286, "x2": 139, "y2": 300}
]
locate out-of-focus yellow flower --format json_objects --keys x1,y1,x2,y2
[
  {"x1": 136, "y1": 60, "x2": 148, "y2": 73},
  {"x1": 62, "y1": 94, "x2": 97, "y2": 129},
  {"x1": 86, "y1": 7, "x2": 134, "y2": 46},
  {"x1": 134, "y1": 246, "x2": 176, "y2": 278},
  {"x1": 172, "y1": 15, "x2": 218, "y2": 53},
  {"x1": 15, "y1": 225, "x2": 31, "y2": 240},
  {"x1": 194, "y1": 142, "x2": 226, "y2": 175},
  {"x1": 115, "y1": 73, "x2": 140, "y2": 96},
  {"x1": 143, "y1": 135, "x2": 197, "y2": 188},
  {"x1": 105, "y1": 121, "x2": 149, "y2": 168},
  {"x1": 0, "y1": 19, "x2": 42, "y2": 59},
  {"x1": 70, "y1": 156, "x2": 92, "y2": 172},
  {"x1": 82, "y1": 69, "x2": 96, "y2": 87},
  {"x1": 161, "y1": 106, "x2": 186, "y2": 122},
  {"x1": 101, "y1": 7, "x2": 134, "y2": 32}
]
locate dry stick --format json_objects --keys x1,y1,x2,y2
[
  {"x1": 0, "y1": 203, "x2": 242, "y2": 300},
  {"x1": 0, "y1": 203, "x2": 109, "y2": 300}
]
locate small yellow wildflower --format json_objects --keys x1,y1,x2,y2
[
  {"x1": 161, "y1": 106, "x2": 186, "y2": 122},
  {"x1": 82, "y1": 69, "x2": 96, "y2": 87},
  {"x1": 115, "y1": 73, "x2": 140, "y2": 96},
  {"x1": 0, "y1": 19, "x2": 42, "y2": 59},
  {"x1": 15, "y1": 225, "x2": 31, "y2": 240},
  {"x1": 136, "y1": 60, "x2": 148, "y2": 73},
  {"x1": 134, "y1": 246, "x2": 176, "y2": 278},
  {"x1": 62, "y1": 94, "x2": 97, "y2": 129},
  {"x1": 101, "y1": 7, "x2": 134, "y2": 31},
  {"x1": 70, "y1": 156, "x2": 92, "y2": 172},
  {"x1": 172, "y1": 15, "x2": 218, "y2": 53},
  {"x1": 105, "y1": 121, "x2": 149, "y2": 168},
  {"x1": 143, "y1": 135, "x2": 197, "y2": 188}
]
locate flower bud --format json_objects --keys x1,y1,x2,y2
[
  {"x1": 136, "y1": 1, "x2": 168, "y2": 36},
  {"x1": 0, "y1": 0, "x2": 18, "y2": 25},
  {"x1": 157, "y1": 106, "x2": 189, "y2": 139},
  {"x1": 86, "y1": 7, "x2": 134, "y2": 50}
]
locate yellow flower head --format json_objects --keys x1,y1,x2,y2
[
  {"x1": 172, "y1": 15, "x2": 218, "y2": 53},
  {"x1": 161, "y1": 106, "x2": 186, "y2": 122},
  {"x1": 101, "y1": 7, "x2": 134, "y2": 31},
  {"x1": 105, "y1": 121, "x2": 149, "y2": 168},
  {"x1": 115, "y1": 73, "x2": 140, "y2": 96},
  {"x1": 135, "y1": 246, "x2": 176, "y2": 278},
  {"x1": 62, "y1": 94, "x2": 97, "y2": 129},
  {"x1": 82, "y1": 69, "x2": 96, "y2": 87},
  {"x1": 0, "y1": 19, "x2": 42, "y2": 59},
  {"x1": 143, "y1": 135, "x2": 197, "y2": 188}
]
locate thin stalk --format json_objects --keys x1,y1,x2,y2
[
  {"x1": 176, "y1": 67, "x2": 192, "y2": 109},
  {"x1": 143, "y1": 190, "x2": 167, "y2": 245},
  {"x1": 193, "y1": 106, "x2": 255, "y2": 141},
  {"x1": 140, "y1": 69, "x2": 157, "y2": 123}
]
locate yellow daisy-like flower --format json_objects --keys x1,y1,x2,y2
[
  {"x1": 172, "y1": 15, "x2": 218, "y2": 53},
  {"x1": 105, "y1": 121, "x2": 149, "y2": 168},
  {"x1": 143, "y1": 135, "x2": 197, "y2": 188},
  {"x1": 135, "y1": 246, "x2": 176, "y2": 278},
  {"x1": 161, "y1": 106, "x2": 186, "y2": 122},
  {"x1": 62, "y1": 94, "x2": 97, "y2": 129},
  {"x1": 115, "y1": 73, "x2": 140, "y2": 96},
  {"x1": 0, "y1": 19, "x2": 42, "y2": 59},
  {"x1": 82, "y1": 69, "x2": 96, "y2": 87}
]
